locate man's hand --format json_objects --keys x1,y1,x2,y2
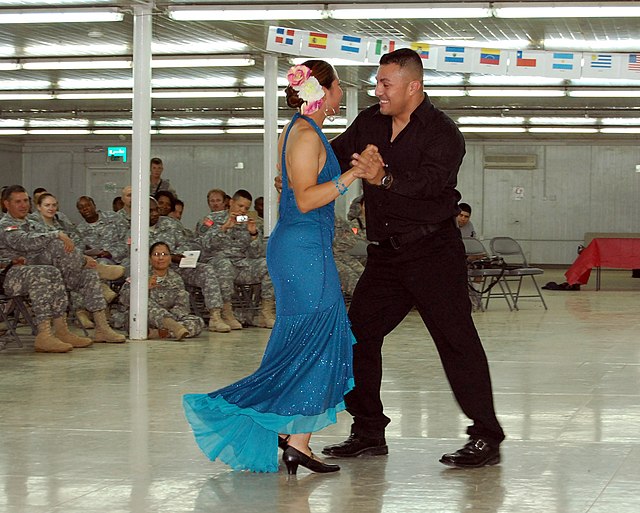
[
  {"x1": 149, "y1": 275, "x2": 158, "y2": 289},
  {"x1": 274, "y1": 174, "x2": 283, "y2": 194},
  {"x1": 246, "y1": 218, "x2": 258, "y2": 236},
  {"x1": 58, "y1": 232, "x2": 75, "y2": 253},
  {"x1": 11, "y1": 256, "x2": 26, "y2": 266},
  {"x1": 351, "y1": 144, "x2": 386, "y2": 184}
]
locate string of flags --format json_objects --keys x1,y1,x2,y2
[{"x1": 267, "y1": 26, "x2": 640, "y2": 80}]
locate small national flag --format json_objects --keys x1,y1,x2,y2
[
  {"x1": 274, "y1": 27, "x2": 295, "y2": 46},
  {"x1": 516, "y1": 50, "x2": 537, "y2": 67},
  {"x1": 308, "y1": 32, "x2": 328, "y2": 49},
  {"x1": 552, "y1": 52, "x2": 575, "y2": 70},
  {"x1": 444, "y1": 46, "x2": 465, "y2": 64},
  {"x1": 375, "y1": 39, "x2": 395, "y2": 56},
  {"x1": 628, "y1": 53, "x2": 640, "y2": 72},
  {"x1": 411, "y1": 42, "x2": 430, "y2": 60},
  {"x1": 589, "y1": 53, "x2": 613, "y2": 69},
  {"x1": 480, "y1": 48, "x2": 500, "y2": 65},
  {"x1": 340, "y1": 35, "x2": 362, "y2": 54}
]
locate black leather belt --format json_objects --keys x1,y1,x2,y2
[{"x1": 377, "y1": 219, "x2": 452, "y2": 250}]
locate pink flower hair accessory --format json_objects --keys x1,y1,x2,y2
[{"x1": 286, "y1": 64, "x2": 325, "y2": 116}]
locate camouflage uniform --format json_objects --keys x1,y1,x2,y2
[
  {"x1": 76, "y1": 210, "x2": 121, "y2": 263},
  {"x1": 102, "y1": 209, "x2": 131, "y2": 268},
  {"x1": 3, "y1": 264, "x2": 68, "y2": 325},
  {"x1": 151, "y1": 179, "x2": 177, "y2": 197},
  {"x1": 28, "y1": 211, "x2": 83, "y2": 247},
  {"x1": 197, "y1": 210, "x2": 274, "y2": 303},
  {"x1": 0, "y1": 213, "x2": 106, "y2": 312},
  {"x1": 333, "y1": 215, "x2": 365, "y2": 296},
  {"x1": 150, "y1": 216, "x2": 224, "y2": 309},
  {"x1": 119, "y1": 270, "x2": 203, "y2": 337},
  {"x1": 194, "y1": 211, "x2": 216, "y2": 237}
]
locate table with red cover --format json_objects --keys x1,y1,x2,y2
[{"x1": 565, "y1": 238, "x2": 640, "y2": 289}]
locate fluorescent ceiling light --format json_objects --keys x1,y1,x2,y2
[
  {"x1": 330, "y1": 4, "x2": 492, "y2": 19},
  {"x1": 600, "y1": 128, "x2": 640, "y2": 134},
  {"x1": 153, "y1": 41, "x2": 248, "y2": 54},
  {"x1": 422, "y1": 76, "x2": 465, "y2": 86},
  {"x1": 58, "y1": 78, "x2": 132, "y2": 89},
  {"x1": 543, "y1": 38, "x2": 640, "y2": 52},
  {"x1": 30, "y1": 118, "x2": 89, "y2": 127},
  {"x1": 291, "y1": 57, "x2": 375, "y2": 67},
  {"x1": 569, "y1": 90, "x2": 640, "y2": 98},
  {"x1": 241, "y1": 90, "x2": 286, "y2": 98},
  {"x1": 459, "y1": 127, "x2": 527, "y2": 133},
  {"x1": 0, "y1": 79, "x2": 50, "y2": 90},
  {"x1": 529, "y1": 117, "x2": 597, "y2": 125},
  {"x1": 168, "y1": 5, "x2": 325, "y2": 21},
  {"x1": 23, "y1": 59, "x2": 132, "y2": 70},
  {"x1": 571, "y1": 78, "x2": 640, "y2": 87},
  {"x1": 152, "y1": 57, "x2": 255, "y2": 68},
  {"x1": 0, "y1": 93, "x2": 54, "y2": 100},
  {"x1": 225, "y1": 128, "x2": 265, "y2": 134},
  {"x1": 0, "y1": 62, "x2": 19, "y2": 70},
  {"x1": 0, "y1": 8, "x2": 123, "y2": 24},
  {"x1": 0, "y1": 119, "x2": 25, "y2": 127},
  {"x1": 425, "y1": 89, "x2": 467, "y2": 97},
  {"x1": 468, "y1": 89, "x2": 565, "y2": 97},
  {"x1": 25, "y1": 44, "x2": 128, "y2": 57},
  {"x1": 457, "y1": 116, "x2": 525, "y2": 125},
  {"x1": 152, "y1": 91, "x2": 240, "y2": 99},
  {"x1": 228, "y1": 118, "x2": 265, "y2": 126},
  {"x1": 28, "y1": 129, "x2": 92, "y2": 135},
  {"x1": 0, "y1": 130, "x2": 27, "y2": 135},
  {"x1": 528, "y1": 127, "x2": 599, "y2": 134},
  {"x1": 157, "y1": 129, "x2": 225, "y2": 135},
  {"x1": 601, "y1": 118, "x2": 640, "y2": 125},
  {"x1": 93, "y1": 129, "x2": 133, "y2": 135},
  {"x1": 56, "y1": 92, "x2": 133, "y2": 100},
  {"x1": 160, "y1": 118, "x2": 224, "y2": 127},
  {"x1": 153, "y1": 77, "x2": 237, "y2": 88},
  {"x1": 494, "y1": 5, "x2": 640, "y2": 18},
  {"x1": 244, "y1": 77, "x2": 289, "y2": 87}
]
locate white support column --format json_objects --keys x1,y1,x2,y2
[
  {"x1": 339, "y1": 86, "x2": 361, "y2": 218},
  {"x1": 129, "y1": 3, "x2": 152, "y2": 340},
  {"x1": 263, "y1": 53, "x2": 278, "y2": 236}
]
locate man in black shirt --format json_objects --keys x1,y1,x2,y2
[{"x1": 322, "y1": 48, "x2": 505, "y2": 468}]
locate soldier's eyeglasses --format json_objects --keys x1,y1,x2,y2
[{"x1": 152, "y1": 252, "x2": 170, "y2": 257}]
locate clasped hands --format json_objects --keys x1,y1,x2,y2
[{"x1": 350, "y1": 144, "x2": 386, "y2": 186}]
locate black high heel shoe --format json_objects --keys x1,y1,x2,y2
[
  {"x1": 278, "y1": 435, "x2": 290, "y2": 450},
  {"x1": 282, "y1": 446, "x2": 340, "y2": 475}
]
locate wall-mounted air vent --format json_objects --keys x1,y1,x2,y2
[{"x1": 483, "y1": 154, "x2": 537, "y2": 169}]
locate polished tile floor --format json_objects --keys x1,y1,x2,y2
[{"x1": 1, "y1": 269, "x2": 640, "y2": 513}]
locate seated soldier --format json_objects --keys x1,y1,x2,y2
[
  {"x1": 118, "y1": 242, "x2": 203, "y2": 341},
  {"x1": 0, "y1": 185, "x2": 125, "y2": 344},
  {"x1": 197, "y1": 189, "x2": 275, "y2": 328},
  {"x1": 195, "y1": 188, "x2": 227, "y2": 235},
  {"x1": 148, "y1": 198, "x2": 232, "y2": 332},
  {"x1": 1, "y1": 256, "x2": 92, "y2": 353}
]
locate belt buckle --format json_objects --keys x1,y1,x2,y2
[{"x1": 389, "y1": 236, "x2": 400, "y2": 250}]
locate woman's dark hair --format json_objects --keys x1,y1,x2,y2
[
  {"x1": 36, "y1": 192, "x2": 57, "y2": 206},
  {"x1": 285, "y1": 60, "x2": 337, "y2": 110},
  {"x1": 155, "y1": 190, "x2": 176, "y2": 211},
  {"x1": 150, "y1": 241, "x2": 171, "y2": 256}
]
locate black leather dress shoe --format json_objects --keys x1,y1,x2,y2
[
  {"x1": 322, "y1": 433, "x2": 388, "y2": 458},
  {"x1": 439, "y1": 438, "x2": 501, "y2": 468}
]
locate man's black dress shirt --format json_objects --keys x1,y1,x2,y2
[{"x1": 331, "y1": 95, "x2": 465, "y2": 242}]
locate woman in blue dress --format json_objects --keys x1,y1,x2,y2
[{"x1": 183, "y1": 60, "x2": 382, "y2": 474}]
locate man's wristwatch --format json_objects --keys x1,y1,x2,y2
[{"x1": 378, "y1": 170, "x2": 393, "y2": 190}]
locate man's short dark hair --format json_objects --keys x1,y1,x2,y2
[
  {"x1": 77, "y1": 195, "x2": 96, "y2": 208},
  {"x1": 459, "y1": 202, "x2": 472, "y2": 215},
  {"x1": 155, "y1": 190, "x2": 176, "y2": 211},
  {"x1": 2, "y1": 184, "x2": 26, "y2": 203},
  {"x1": 175, "y1": 198, "x2": 185, "y2": 208},
  {"x1": 379, "y1": 48, "x2": 423, "y2": 80},
  {"x1": 33, "y1": 187, "x2": 47, "y2": 198},
  {"x1": 232, "y1": 189, "x2": 253, "y2": 202},
  {"x1": 150, "y1": 157, "x2": 163, "y2": 166}
]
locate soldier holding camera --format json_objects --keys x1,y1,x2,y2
[{"x1": 197, "y1": 189, "x2": 275, "y2": 328}]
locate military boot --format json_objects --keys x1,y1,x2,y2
[
  {"x1": 95, "y1": 263, "x2": 125, "y2": 281},
  {"x1": 53, "y1": 316, "x2": 92, "y2": 348},
  {"x1": 35, "y1": 320, "x2": 73, "y2": 353},
  {"x1": 255, "y1": 299, "x2": 276, "y2": 329},
  {"x1": 92, "y1": 309, "x2": 126, "y2": 343},
  {"x1": 101, "y1": 282, "x2": 118, "y2": 303},
  {"x1": 162, "y1": 317, "x2": 189, "y2": 341},
  {"x1": 75, "y1": 309, "x2": 94, "y2": 329},
  {"x1": 221, "y1": 303, "x2": 243, "y2": 330},
  {"x1": 208, "y1": 308, "x2": 231, "y2": 333}
]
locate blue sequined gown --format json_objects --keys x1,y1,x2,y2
[{"x1": 183, "y1": 113, "x2": 355, "y2": 472}]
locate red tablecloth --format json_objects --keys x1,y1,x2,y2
[{"x1": 565, "y1": 238, "x2": 640, "y2": 285}]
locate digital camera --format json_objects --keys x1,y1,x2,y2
[{"x1": 236, "y1": 215, "x2": 249, "y2": 222}]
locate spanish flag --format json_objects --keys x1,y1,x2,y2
[{"x1": 308, "y1": 32, "x2": 328, "y2": 49}]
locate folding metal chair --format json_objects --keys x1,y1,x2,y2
[
  {"x1": 489, "y1": 237, "x2": 548, "y2": 310},
  {"x1": 462, "y1": 238, "x2": 513, "y2": 311},
  {"x1": 0, "y1": 295, "x2": 36, "y2": 350}
]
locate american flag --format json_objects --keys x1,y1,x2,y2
[{"x1": 628, "y1": 53, "x2": 640, "y2": 72}]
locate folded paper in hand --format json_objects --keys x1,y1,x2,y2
[{"x1": 179, "y1": 250, "x2": 200, "y2": 268}]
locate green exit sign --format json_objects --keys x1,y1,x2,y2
[{"x1": 107, "y1": 146, "x2": 127, "y2": 162}]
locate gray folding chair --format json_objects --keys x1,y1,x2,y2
[
  {"x1": 462, "y1": 238, "x2": 513, "y2": 311},
  {"x1": 489, "y1": 237, "x2": 548, "y2": 310}
]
